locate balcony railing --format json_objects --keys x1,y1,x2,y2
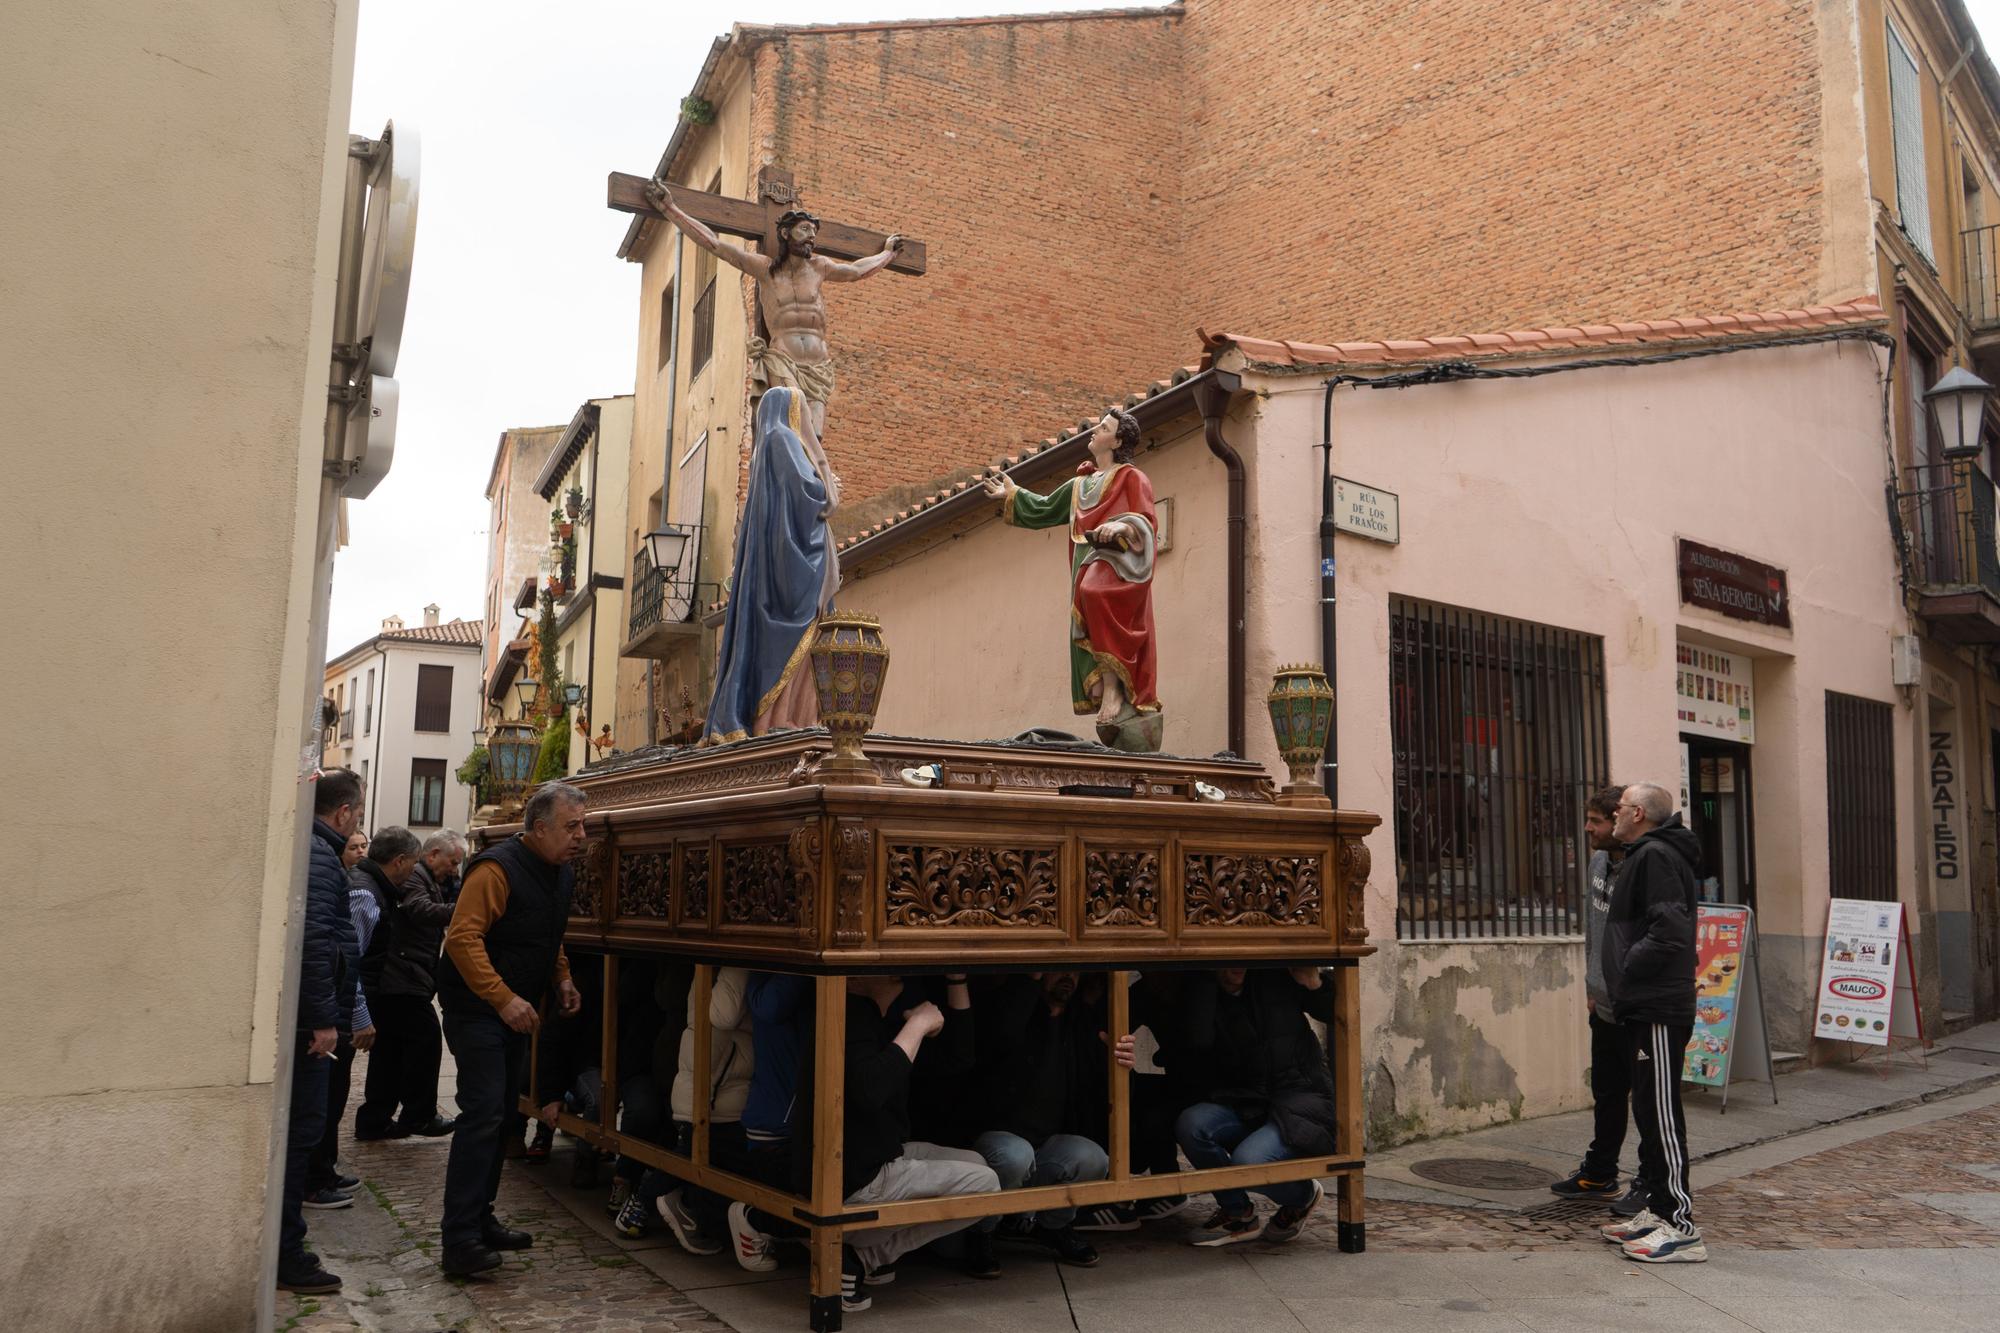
[
  {"x1": 1964, "y1": 223, "x2": 2000, "y2": 329},
  {"x1": 339, "y1": 709, "x2": 355, "y2": 742},
  {"x1": 1899, "y1": 460, "x2": 2000, "y2": 597},
  {"x1": 626, "y1": 524, "x2": 718, "y2": 654}
]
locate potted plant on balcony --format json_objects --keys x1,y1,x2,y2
[{"x1": 565, "y1": 485, "x2": 584, "y2": 520}]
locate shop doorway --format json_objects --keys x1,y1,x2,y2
[{"x1": 1685, "y1": 736, "x2": 1755, "y2": 907}]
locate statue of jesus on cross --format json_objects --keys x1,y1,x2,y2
[{"x1": 648, "y1": 180, "x2": 903, "y2": 448}]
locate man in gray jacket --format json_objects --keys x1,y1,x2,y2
[
  {"x1": 353, "y1": 830, "x2": 463, "y2": 1139},
  {"x1": 1550, "y1": 785, "x2": 1647, "y2": 1216}
]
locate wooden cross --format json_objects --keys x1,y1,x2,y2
[{"x1": 607, "y1": 164, "x2": 927, "y2": 276}]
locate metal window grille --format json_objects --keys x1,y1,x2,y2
[
  {"x1": 689, "y1": 278, "x2": 716, "y2": 379},
  {"x1": 1888, "y1": 22, "x2": 1934, "y2": 262},
  {"x1": 413, "y1": 664, "x2": 453, "y2": 733},
  {"x1": 1389, "y1": 596, "x2": 1610, "y2": 940},
  {"x1": 1825, "y1": 692, "x2": 1897, "y2": 902},
  {"x1": 409, "y1": 759, "x2": 446, "y2": 827}
]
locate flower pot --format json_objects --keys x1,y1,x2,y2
[
  {"x1": 1267, "y1": 663, "x2": 1334, "y2": 806},
  {"x1": 558, "y1": 521, "x2": 573, "y2": 539},
  {"x1": 808, "y1": 612, "x2": 889, "y2": 784}
]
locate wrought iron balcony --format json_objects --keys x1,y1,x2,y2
[
  {"x1": 1896, "y1": 460, "x2": 2000, "y2": 642},
  {"x1": 622, "y1": 524, "x2": 717, "y2": 660},
  {"x1": 1964, "y1": 223, "x2": 2000, "y2": 330}
]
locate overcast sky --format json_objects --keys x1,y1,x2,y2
[
  {"x1": 331, "y1": 0, "x2": 2000, "y2": 658},
  {"x1": 329, "y1": 0, "x2": 1156, "y2": 659}
]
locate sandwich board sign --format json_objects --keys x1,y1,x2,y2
[
  {"x1": 1681, "y1": 903, "x2": 1777, "y2": 1110},
  {"x1": 1814, "y1": 899, "x2": 1925, "y2": 1048}
]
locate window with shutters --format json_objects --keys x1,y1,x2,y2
[
  {"x1": 1888, "y1": 22, "x2": 1935, "y2": 262},
  {"x1": 687, "y1": 171, "x2": 722, "y2": 379},
  {"x1": 1390, "y1": 597, "x2": 1610, "y2": 940},
  {"x1": 363, "y1": 668, "x2": 375, "y2": 736},
  {"x1": 657, "y1": 278, "x2": 677, "y2": 374},
  {"x1": 409, "y1": 759, "x2": 447, "y2": 827},
  {"x1": 1826, "y1": 693, "x2": 1898, "y2": 902},
  {"x1": 413, "y1": 664, "x2": 453, "y2": 733}
]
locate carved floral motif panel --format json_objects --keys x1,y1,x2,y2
[
  {"x1": 681, "y1": 844, "x2": 711, "y2": 925},
  {"x1": 1184, "y1": 853, "x2": 1322, "y2": 927},
  {"x1": 722, "y1": 842, "x2": 801, "y2": 926},
  {"x1": 618, "y1": 850, "x2": 671, "y2": 920},
  {"x1": 1083, "y1": 848, "x2": 1162, "y2": 927},
  {"x1": 884, "y1": 843, "x2": 1059, "y2": 928}
]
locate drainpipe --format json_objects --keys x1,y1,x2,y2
[
  {"x1": 1319, "y1": 380, "x2": 1339, "y2": 807},
  {"x1": 1193, "y1": 375, "x2": 1246, "y2": 758}
]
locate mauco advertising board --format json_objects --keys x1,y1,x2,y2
[{"x1": 1814, "y1": 899, "x2": 1923, "y2": 1047}]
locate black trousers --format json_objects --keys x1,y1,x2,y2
[
  {"x1": 356, "y1": 992, "x2": 444, "y2": 1133},
  {"x1": 281, "y1": 1031, "x2": 330, "y2": 1269},
  {"x1": 1582, "y1": 1010, "x2": 1632, "y2": 1180},
  {"x1": 441, "y1": 1009, "x2": 530, "y2": 1250},
  {"x1": 307, "y1": 1032, "x2": 355, "y2": 1190},
  {"x1": 1624, "y1": 1020, "x2": 1695, "y2": 1232}
]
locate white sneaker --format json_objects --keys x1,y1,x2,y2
[
  {"x1": 1601, "y1": 1209, "x2": 1665, "y2": 1244},
  {"x1": 727, "y1": 1201, "x2": 777, "y2": 1273},
  {"x1": 655, "y1": 1189, "x2": 723, "y2": 1257},
  {"x1": 1622, "y1": 1221, "x2": 1707, "y2": 1263}
]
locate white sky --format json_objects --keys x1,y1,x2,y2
[
  {"x1": 330, "y1": 0, "x2": 1157, "y2": 659},
  {"x1": 331, "y1": 0, "x2": 2000, "y2": 658}
]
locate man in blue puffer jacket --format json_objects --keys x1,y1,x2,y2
[{"x1": 278, "y1": 768, "x2": 365, "y2": 1296}]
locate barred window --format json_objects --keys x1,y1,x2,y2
[
  {"x1": 1390, "y1": 597, "x2": 1610, "y2": 939},
  {"x1": 1826, "y1": 692, "x2": 1897, "y2": 902}
]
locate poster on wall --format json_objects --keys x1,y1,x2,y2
[
  {"x1": 1814, "y1": 899, "x2": 1925, "y2": 1048},
  {"x1": 1682, "y1": 904, "x2": 1776, "y2": 1108},
  {"x1": 1676, "y1": 643, "x2": 1755, "y2": 743}
]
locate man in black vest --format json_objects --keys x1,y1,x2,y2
[{"x1": 436, "y1": 782, "x2": 587, "y2": 1277}]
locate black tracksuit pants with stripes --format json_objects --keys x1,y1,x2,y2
[{"x1": 1623, "y1": 1021, "x2": 1695, "y2": 1232}]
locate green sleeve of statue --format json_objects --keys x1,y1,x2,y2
[{"x1": 1004, "y1": 478, "x2": 1075, "y2": 531}]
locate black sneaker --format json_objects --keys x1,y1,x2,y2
[
  {"x1": 1128, "y1": 1193, "x2": 1190, "y2": 1222},
  {"x1": 961, "y1": 1228, "x2": 1002, "y2": 1279},
  {"x1": 441, "y1": 1243, "x2": 502, "y2": 1278},
  {"x1": 481, "y1": 1221, "x2": 533, "y2": 1251},
  {"x1": 1073, "y1": 1203, "x2": 1141, "y2": 1232},
  {"x1": 406, "y1": 1115, "x2": 457, "y2": 1138},
  {"x1": 302, "y1": 1187, "x2": 354, "y2": 1210},
  {"x1": 1549, "y1": 1168, "x2": 1619, "y2": 1198},
  {"x1": 1610, "y1": 1183, "x2": 1652, "y2": 1217},
  {"x1": 1262, "y1": 1179, "x2": 1323, "y2": 1243},
  {"x1": 1191, "y1": 1206, "x2": 1260, "y2": 1247},
  {"x1": 1036, "y1": 1225, "x2": 1099, "y2": 1267},
  {"x1": 276, "y1": 1258, "x2": 341, "y2": 1294},
  {"x1": 840, "y1": 1247, "x2": 872, "y2": 1313},
  {"x1": 862, "y1": 1261, "x2": 897, "y2": 1287},
  {"x1": 332, "y1": 1170, "x2": 360, "y2": 1191},
  {"x1": 353, "y1": 1124, "x2": 411, "y2": 1142}
]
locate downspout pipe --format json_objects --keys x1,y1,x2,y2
[
  {"x1": 1193, "y1": 374, "x2": 1246, "y2": 759},
  {"x1": 1319, "y1": 379, "x2": 1340, "y2": 807}
]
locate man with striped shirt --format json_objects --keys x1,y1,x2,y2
[{"x1": 1597, "y1": 782, "x2": 1707, "y2": 1264}]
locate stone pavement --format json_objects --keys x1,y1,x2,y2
[{"x1": 284, "y1": 1030, "x2": 2000, "y2": 1332}]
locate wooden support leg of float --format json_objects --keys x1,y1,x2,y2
[
  {"x1": 1108, "y1": 970, "x2": 1130, "y2": 1181},
  {"x1": 1332, "y1": 960, "x2": 1365, "y2": 1253},
  {"x1": 601, "y1": 954, "x2": 620, "y2": 1141},
  {"x1": 692, "y1": 964, "x2": 713, "y2": 1169},
  {"x1": 809, "y1": 974, "x2": 848, "y2": 1331}
]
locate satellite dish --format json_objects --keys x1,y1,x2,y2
[
  {"x1": 356, "y1": 121, "x2": 420, "y2": 377},
  {"x1": 345, "y1": 376, "x2": 399, "y2": 499}
]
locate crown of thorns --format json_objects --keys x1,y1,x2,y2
[{"x1": 776, "y1": 209, "x2": 821, "y2": 234}]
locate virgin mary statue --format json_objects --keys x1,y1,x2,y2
[{"x1": 702, "y1": 386, "x2": 839, "y2": 744}]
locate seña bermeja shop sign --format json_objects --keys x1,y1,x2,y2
[{"x1": 1678, "y1": 539, "x2": 1791, "y2": 629}]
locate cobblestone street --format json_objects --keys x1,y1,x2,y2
[{"x1": 286, "y1": 1079, "x2": 2000, "y2": 1332}]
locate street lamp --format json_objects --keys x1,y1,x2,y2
[
  {"x1": 472, "y1": 725, "x2": 489, "y2": 748},
  {"x1": 563, "y1": 682, "x2": 586, "y2": 709},
  {"x1": 1926, "y1": 365, "x2": 1993, "y2": 461},
  {"x1": 644, "y1": 524, "x2": 693, "y2": 578},
  {"x1": 515, "y1": 676, "x2": 539, "y2": 713}
]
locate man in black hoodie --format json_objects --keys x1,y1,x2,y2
[{"x1": 1599, "y1": 782, "x2": 1708, "y2": 1265}]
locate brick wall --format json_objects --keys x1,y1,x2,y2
[
  {"x1": 1175, "y1": 0, "x2": 1834, "y2": 340},
  {"x1": 749, "y1": 11, "x2": 1186, "y2": 500}
]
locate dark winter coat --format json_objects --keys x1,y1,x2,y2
[
  {"x1": 1602, "y1": 814, "x2": 1702, "y2": 1026},
  {"x1": 1177, "y1": 970, "x2": 1338, "y2": 1155},
  {"x1": 366, "y1": 858, "x2": 455, "y2": 1000},
  {"x1": 300, "y1": 818, "x2": 359, "y2": 1032}
]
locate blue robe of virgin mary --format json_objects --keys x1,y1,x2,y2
[{"x1": 702, "y1": 386, "x2": 836, "y2": 744}]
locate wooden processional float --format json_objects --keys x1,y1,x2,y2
[{"x1": 485, "y1": 617, "x2": 1376, "y2": 1330}]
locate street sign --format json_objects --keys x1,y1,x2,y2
[{"x1": 1331, "y1": 477, "x2": 1399, "y2": 544}]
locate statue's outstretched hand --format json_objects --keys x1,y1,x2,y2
[
  {"x1": 883, "y1": 233, "x2": 905, "y2": 256},
  {"x1": 980, "y1": 475, "x2": 1007, "y2": 499}
]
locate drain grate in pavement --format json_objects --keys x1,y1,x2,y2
[
  {"x1": 1520, "y1": 1196, "x2": 1611, "y2": 1222},
  {"x1": 1409, "y1": 1157, "x2": 1559, "y2": 1190}
]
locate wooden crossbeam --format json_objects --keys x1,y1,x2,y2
[{"x1": 606, "y1": 170, "x2": 927, "y2": 275}]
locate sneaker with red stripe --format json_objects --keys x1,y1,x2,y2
[{"x1": 727, "y1": 1201, "x2": 777, "y2": 1273}]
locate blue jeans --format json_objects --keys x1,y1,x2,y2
[
  {"x1": 975, "y1": 1130, "x2": 1109, "y2": 1229},
  {"x1": 440, "y1": 1010, "x2": 530, "y2": 1250},
  {"x1": 1175, "y1": 1102, "x2": 1309, "y2": 1214},
  {"x1": 280, "y1": 1031, "x2": 331, "y2": 1268}
]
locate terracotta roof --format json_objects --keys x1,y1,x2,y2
[
  {"x1": 381, "y1": 618, "x2": 484, "y2": 647},
  {"x1": 1200, "y1": 297, "x2": 1886, "y2": 371}
]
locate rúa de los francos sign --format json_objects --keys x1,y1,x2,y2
[{"x1": 1678, "y1": 539, "x2": 1790, "y2": 629}]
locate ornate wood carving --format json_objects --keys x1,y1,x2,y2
[
  {"x1": 1337, "y1": 838, "x2": 1371, "y2": 944},
  {"x1": 786, "y1": 822, "x2": 823, "y2": 938},
  {"x1": 1183, "y1": 853, "x2": 1322, "y2": 927},
  {"x1": 721, "y1": 842, "x2": 798, "y2": 925},
  {"x1": 681, "y1": 844, "x2": 711, "y2": 925},
  {"x1": 885, "y1": 844, "x2": 1059, "y2": 928},
  {"x1": 832, "y1": 818, "x2": 872, "y2": 945},
  {"x1": 570, "y1": 838, "x2": 608, "y2": 919},
  {"x1": 1084, "y1": 848, "x2": 1161, "y2": 927},
  {"x1": 618, "y1": 850, "x2": 670, "y2": 919}
]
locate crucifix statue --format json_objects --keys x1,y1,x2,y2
[{"x1": 607, "y1": 166, "x2": 926, "y2": 444}]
